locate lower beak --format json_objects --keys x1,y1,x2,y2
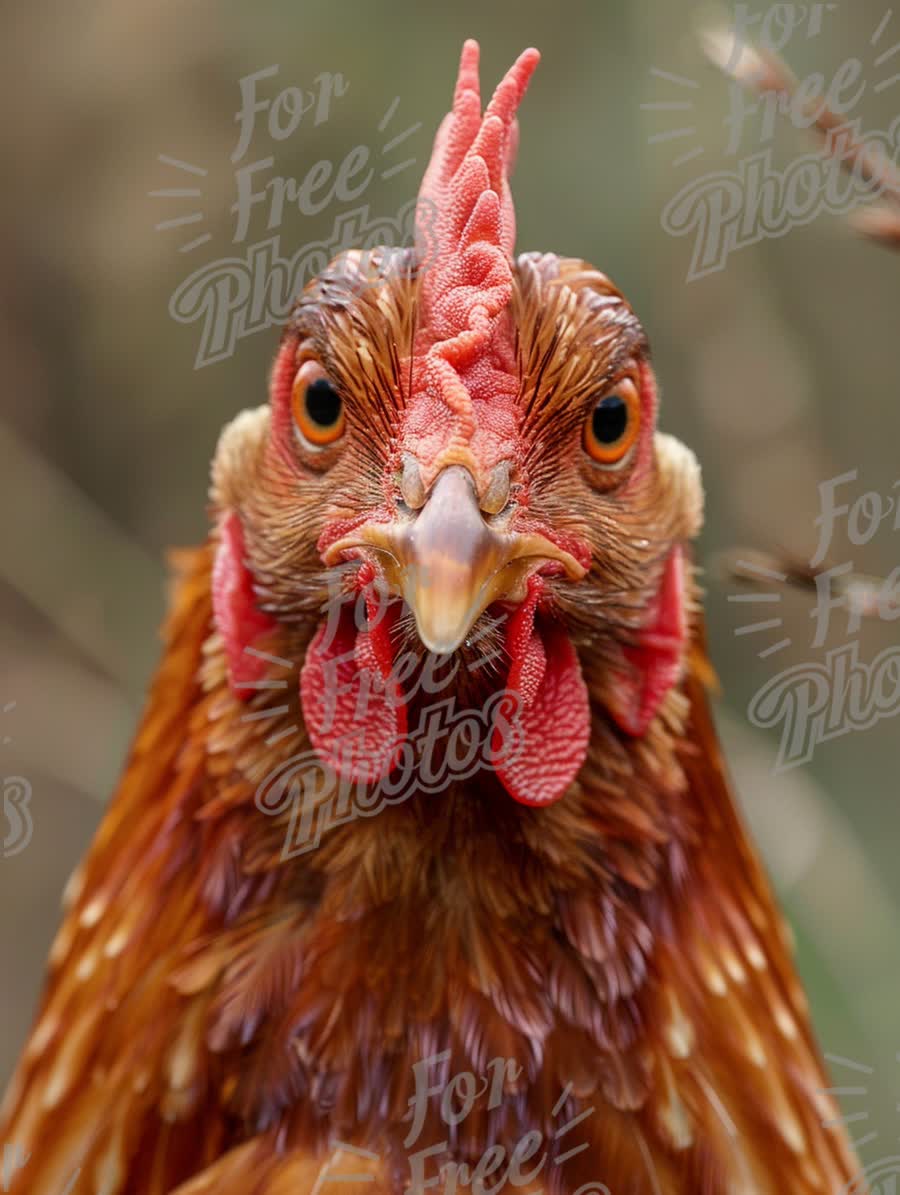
[{"x1": 324, "y1": 466, "x2": 586, "y2": 654}]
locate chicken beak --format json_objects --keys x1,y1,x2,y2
[
  {"x1": 392, "y1": 466, "x2": 514, "y2": 654},
  {"x1": 324, "y1": 466, "x2": 587, "y2": 655}
]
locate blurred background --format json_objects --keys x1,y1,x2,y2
[{"x1": 1, "y1": 0, "x2": 899, "y2": 1159}]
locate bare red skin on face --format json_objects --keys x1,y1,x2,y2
[
  {"x1": 213, "y1": 512, "x2": 279, "y2": 699},
  {"x1": 610, "y1": 546, "x2": 687, "y2": 738},
  {"x1": 628, "y1": 359, "x2": 661, "y2": 490}
]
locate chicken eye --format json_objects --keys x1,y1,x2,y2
[
  {"x1": 291, "y1": 361, "x2": 345, "y2": 448},
  {"x1": 584, "y1": 377, "x2": 640, "y2": 467}
]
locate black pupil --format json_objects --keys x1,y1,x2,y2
[
  {"x1": 592, "y1": 395, "x2": 628, "y2": 444},
  {"x1": 305, "y1": 377, "x2": 342, "y2": 427}
]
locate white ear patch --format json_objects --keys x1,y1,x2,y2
[
  {"x1": 654, "y1": 432, "x2": 705, "y2": 542},
  {"x1": 210, "y1": 405, "x2": 270, "y2": 509}
]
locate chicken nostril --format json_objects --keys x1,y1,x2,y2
[
  {"x1": 480, "y1": 461, "x2": 512, "y2": 516},
  {"x1": 399, "y1": 453, "x2": 426, "y2": 510}
]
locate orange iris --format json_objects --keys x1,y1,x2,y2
[
  {"x1": 291, "y1": 360, "x2": 345, "y2": 448},
  {"x1": 583, "y1": 376, "x2": 641, "y2": 467}
]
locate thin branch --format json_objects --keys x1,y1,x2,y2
[
  {"x1": 701, "y1": 27, "x2": 900, "y2": 250},
  {"x1": 714, "y1": 548, "x2": 898, "y2": 622}
]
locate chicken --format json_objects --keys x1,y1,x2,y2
[{"x1": 0, "y1": 40, "x2": 865, "y2": 1195}]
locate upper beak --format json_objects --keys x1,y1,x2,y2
[{"x1": 324, "y1": 466, "x2": 586, "y2": 654}]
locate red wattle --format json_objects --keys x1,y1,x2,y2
[
  {"x1": 299, "y1": 595, "x2": 407, "y2": 784},
  {"x1": 212, "y1": 512, "x2": 280, "y2": 700},
  {"x1": 494, "y1": 577, "x2": 591, "y2": 807},
  {"x1": 609, "y1": 545, "x2": 687, "y2": 737}
]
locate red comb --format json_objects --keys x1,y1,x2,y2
[{"x1": 407, "y1": 41, "x2": 540, "y2": 462}]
